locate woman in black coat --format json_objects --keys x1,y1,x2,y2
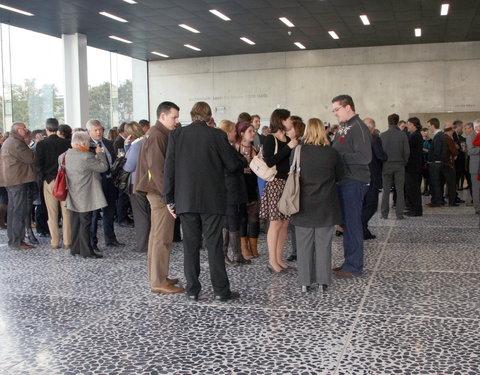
[{"x1": 290, "y1": 118, "x2": 344, "y2": 292}]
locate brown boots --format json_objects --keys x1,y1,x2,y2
[
  {"x1": 224, "y1": 230, "x2": 259, "y2": 266},
  {"x1": 242, "y1": 237, "x2": 259, "y2": 259},
  {"x1": 248, "y1": 238, "x2": 259, "y2": 258}
]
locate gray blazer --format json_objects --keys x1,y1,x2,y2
[
  {"x1": 63, "y1": 149, "x2": 108, "y2": 212},
  {"x1": 466, "y1": 132, "x2": 479, "y2": 174}
]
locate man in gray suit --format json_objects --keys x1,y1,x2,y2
[
  {"x1": 465, "y1": 121, "x2": 480, "y2": 214},
  {"x1": 380, "y1": 113, "x2": 410, "y2": 219}
]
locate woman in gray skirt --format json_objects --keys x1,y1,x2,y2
[{"x1": 290, "y1": 118, "x2": 344, "y2": 292}]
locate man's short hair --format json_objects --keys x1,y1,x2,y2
[
  {"x1": 156, "y1": 101, "x2": 179, "y2": 119},
  {"x1": 388, "y1": 114, "x2": 400, "y2": 126},
  {"x1": 118, "y1": 122, "x2": 127, "y2": 133},
  {"x1": 190, "y1": 102, "x2": 212, "y2": 122},
  {"x1": 238, "y1": 112, "x2": 252, "y2": 123},
  {"x1": 331, "y1": 95, "x2": 355, "y2": 112},
  {"x1": 474, "y1": 119, "x2": 480, "y2": 129},
  {"x1": 407, "y1": 117, "x2": 422, "y2": 131},
  {"x1": 464, "y1": 122, "x2": 474, "y2": 129},
  {"x1": 363, "y1": 117, "x2": 376, "y2": 128},
  {"x1": 453, "y1": 120, "x2": 463, "y2": 128},
  {"x1": 46, "y1": 118, "x2": 59, "y2": 132},
  {"x1": 85, "y1": 119, "x2": 103, "y2": 131},
  {"x1": 428, "y1": 118, "x2": 440, "y2": 129},
  {"x1": 11, "y1": 122, "x2": 25, "y2": 132},
  {"x1": 139, "y1": 119, "x2": 150, "y2": 127},
  {"x1": 71, "y1": 131, "x2": 91, "y2": 148}
]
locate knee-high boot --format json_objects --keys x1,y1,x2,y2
[
  {"x1": 241, "y1": 237, "x2": 254, "y2": 259},
  {"x1": 223, "y1": 228, "x2": 237, "y2": 266},
  {"x1": 25, "y1": 206, "x2": 39, "y2": 245},
  {"x1": 231, "y1": 232, "x2": 251, "y2": 265},
  {"x1": 0, "y1": 204, "x2": 7, "y2": 229},
  {"x1": 248, "y1": 237, "x2": 259, "y2": 258}
]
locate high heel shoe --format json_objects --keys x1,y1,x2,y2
[
  {"x1": 322, "y1": 284, "x2": 328, "y2": 292},
  {"x1": 280, "y1": 264, "x2": 297, "y2": 272},
  {"x1": 266, "y1": 264, "x2": 283, "y2": 274}
]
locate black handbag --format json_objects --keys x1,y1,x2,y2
[{"x1": 111, "y1": 156, "x2": 131, "y2": 193}]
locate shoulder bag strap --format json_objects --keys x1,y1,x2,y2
[
  {"x1": 274, "y1": 136, "x2": 278, "y2": 155},
  {"x1": 296, "y1": 145, "x2": 302, "y2": 174}
]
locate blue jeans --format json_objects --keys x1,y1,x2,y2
[{"x1": 338, "y1": 179, "x2": 369, "y2": 275}]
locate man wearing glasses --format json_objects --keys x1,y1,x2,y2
[
  {"x1": 331, "y1": 95, "x2": 372, "y2": 278},
  {"x1": 0, "y1": 122, "x2": 37, "y2": 249}
]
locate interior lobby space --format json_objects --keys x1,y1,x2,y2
[
  {"x1": 0, "y1": 194, "x2": 479, "y2": 374},
  {"x1": 0, "y1": 0, "x2": 479, "y2": 374}
]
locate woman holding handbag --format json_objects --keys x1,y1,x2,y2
[
  {"x1": 259, "y1": 109, "x2": 298, "y2": 273},
  {"x1": 290, "y1": 118, "x2": 344, "y2": 292}
]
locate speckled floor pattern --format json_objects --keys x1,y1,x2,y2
[{"x1": 0, "y1": 192, "x2": 479, "y2": 375}]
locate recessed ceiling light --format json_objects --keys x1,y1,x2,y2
[
  {"x1": 109, "y1": 35, "x2": 132, "y2": 43},
  {"x1": 123, "y1": 0, "x2": 137, "y2": 3},
  {"x1": 209, "y1": 9, "x2": 231, "y2": 21},
  {"x1": 279, "y1": 17, "x2": 295, "y2": 27},
  {"x1": 99, "y1": 11, "x2": 128, "y2": 23},
  {"x1": 184, "y1": 44, "x2": 201, "y2": 51},
  {"x1": 0, "y1": 3, "x2": 34, "y2": 16},
  {"x1": 441, "y1": 3, "x2": 450, "y2": 16},
  {"x1": 328, "y1": 31, "x2": 339, "y2": 39},
  {"x1": 359, "y1": 15, "x2": 370, "y2": 25},
  {"x1": 151, "y1": 51, "x2": 169, "y2": 58},
  {"x1": 294, "y1": 42, "x2": 306, "y2": 49},
  {"x1": 240, "y1": 37, "x2": 255, "y2": 45},
  {"x1": 179, "y1": 24, "x2": 200, "y2": 33},
  {"x1": 415, "y1": 28, "x2": 422, "y2": 37}
]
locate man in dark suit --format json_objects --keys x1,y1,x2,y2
[
  {"x1": 427, "y1": 118, "x2": 448, "y2": 208},
  {"x1": 362, "y1": 118, "x2": 387, "y2": 239},
  {"x1": 113, "y1": 122, "x2": 133, "y2": 228},
  {"x1": 36, "y1": 118, "x2": 71, "y2": 248},
  {"x1": 164, "y1": 101, "x2": 243, "y2": 301},
  {"x1": 87, "y1": 119, "x2": 124, "y2": 250},
  {"x1": 405, "y1": 117, "x2": 424, "y2": 216}
]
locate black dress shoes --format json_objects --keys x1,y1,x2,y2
[
  {"x1": 405, "y1": 211, "x2": 422, "y2": 217},
  {"x1": 214, "y1": 291, "x2": 240, "y2": 302},
  {"x1": 82, "y1": 252, "x2": 103, "y2": 259},
  {"x1": 107, "y1": 241, "x2": 125, "y2": 247},
  {"x1": 364, "y1": 231, "x2": 376, "y2": 240},
  {"x1": 186, "y1": 294, "x2": 199, "y2": 302},
  {"x1": 286, "y1": 254, "x2": 297, "y2": 261},
  {"x1": 119, "y1": 221, "x2": 134, "y2": 228}
]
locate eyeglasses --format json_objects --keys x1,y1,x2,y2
[{"x1": 332, "y1": 106, "x2": 344, "y2": 113}]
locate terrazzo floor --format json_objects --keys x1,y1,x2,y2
[{"x1": 0, "y1": 193, "x2": 479, "y2": 375}]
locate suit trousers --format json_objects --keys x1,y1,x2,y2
[
  {"x1": 362, "y1": 185, "x2": 380, "y2": 234},
  {"x1": 471, "y1": 175, "x2": 480, "y2": 212},
  {"x1": 405, "y1": 172, "x2": 423, "y2": 215},
  {"x1": 295, "y1": 225, "x2": 334, "y2": 286},
  {"x1": 90, "y1": 179, "x2": 117, "y2": 247},
  {"x1": 6, "y1": 183, "x2": 28, "y2": 248},
  {"x1": 70, "y1": 210, "x2": 93, "y2": 256},
  {"x1": 429, "y1": 163, "x2": 443, "y2": 205},
  {"x1": 442, "y1": 164, "x2": 456, "y2": 205},
  {"x1": 180, "y1": 213, "x2": 231, "y2": 297},
  {"x1": 337, "y1": 180, "x2": 369, "y2": 275},
  {"x1": 129, "y1": 192, "x2": 150, "y2": 253},
  {"x1": 381, "y1": 162, "x2": 405, "y2": 218},
  {"x1": 146, "y1": 193, "x2": 174, "y2": 289},
  {"x1": 44, "y1": 180, "x2": 71, "y2": 246},
  {"x1": 116, "y1": 191, "x2": 130, "y2": 223},
  {"x1": 35, "y1": 183, "x2": 50, "y2": 235}
]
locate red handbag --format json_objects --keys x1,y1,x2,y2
[{"x1": 52, "y1": 152, "x2": 68, "y2": 201}]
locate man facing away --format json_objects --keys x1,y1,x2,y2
[
  {"x1": 362, "y1": 118, "x2": 387, "y2": 240},
  {"x1": 135, "y1": 101, "x2": 184, "y2": 294},
  {"x1": 36, "y1": 118, "x2": 71, "y2": 248},
  {"x1": 404, "y1": 117, "x2": 424, "y2": 217},
  {"x1": 164, "y1": 101, "x2": 243, "y2": 300},
  {"x1": 331, "y1": 95, "x2": 372, "y2": 278},
  {"x1": 380, "y1": 113, "x2": 410, "y2": 219},
  {"x1": 0, "y1": 122, "x2": 36, "y2": 249}
]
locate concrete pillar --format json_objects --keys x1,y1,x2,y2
[
  {"x1": 62, "y1": 33, "x2": 89, "y2": 128},
  {"x1": 132, "y1": 59, "x2": 149, "y2": 121}
]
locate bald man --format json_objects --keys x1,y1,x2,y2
[{"x1": 362, "y1": 118, "x2": 387, "y2": 239}]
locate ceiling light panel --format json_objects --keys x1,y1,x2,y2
[
  {"x1": 123, "y1": 0, "x2": 137, "y2": 3},
  {"x1": 240, "y1": 37, "x2": 255, "y2": 45},
  {"x1": 99, "y1": 11, "x2": 128, "y2": 23},
  {"x1": 279, "y1": 17, "x2": 295, "y2": 27},
  {"x1": 328, "y1": 31, "x2": 339, "y2": 39},
  {"x1": 441, "y1": 4, "x2": 450, "y2": 16},
  {"x1": 359, "y1": 15, "x2": 370, "y2": 25},
  {"x1": 415, "y1": 28, "x2": 422, "y2": 37},
  {"x1": 209, "y1": 9, "x2": 231, "y2": 21},
  {"x1": 184, "y1": 44, "x2": 201, "y2": 51},
  {"x1": 151, "y1": 51, "x2": 169, "y2": 58},
  {"x1": 294, "y1": 42, "x2": 306, "y2": 49},
  {"x1": 0, "y1": 3, "x2": 34, "y2": 16},
  {"x1": 179, "y1": 24, "x2": 200, "y2": 33},
  {"x1": 109, "y1": 35, "x2": 132, "y2": 43}
]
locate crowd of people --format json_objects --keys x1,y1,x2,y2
[{"x1": 0, "y1": 95, "x2": 479, "y2": 300}]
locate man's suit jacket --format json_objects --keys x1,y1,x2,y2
[
  {"x1": 466, "y1": 132, "x2": 480, "y2": 174},
  {"x1": 90, "y1": 137, "x2": 116, "y2": 175},
  {"x1": 428, "y1": 131, "x2": 447, "y2": 162},
  {"x1": 406, "y1": 130, "x2": 424, "y2": 174},
  {"x1": 113, "y1": 135, "x2": 125, "y2": 156},
  {"x1": 370, "y1": 134, "x2": 387, "y2": 189},
  {"x1": 164, "y1": 120, "x2": 243, "y2": 215},
  {"x1": 36, "y1": 134, "x2": 71, "y2": 183}
]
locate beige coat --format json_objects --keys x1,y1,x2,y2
[
  {"x1": 64, "y1": 148, "x2": 108, "y2": 212},
  {"x1": 0, "y1": 132, "x2": 36, "y2": 187}
]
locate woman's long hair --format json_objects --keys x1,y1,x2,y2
[{"x1": 303, "y1": 118, "x2": 329, "y2": 146}]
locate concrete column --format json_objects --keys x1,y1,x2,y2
[
  {"x1": 132, "y1": 59, "x2": 149, "y2": 121},
  {"x1": 62, "y1": 33, "x2": 89, "y2": 128}
]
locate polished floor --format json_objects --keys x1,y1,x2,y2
[{"x1": 0, "y1": 194, "x2": 479, "y2": 375}]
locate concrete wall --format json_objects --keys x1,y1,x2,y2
[{"x1": 148, "y1": 41, "x2": 480, "y2": 130}]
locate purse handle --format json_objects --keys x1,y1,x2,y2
[
  {"x1": 289, "y1": 145, "x2": 302, "y2": 174},
  {"x1": 258, "y1": 135, "x2": 278, "y2": 159}
]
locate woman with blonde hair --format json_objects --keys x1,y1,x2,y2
[{"x1": 290, "y1": 118, "x2": 344, "y2": 292}]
